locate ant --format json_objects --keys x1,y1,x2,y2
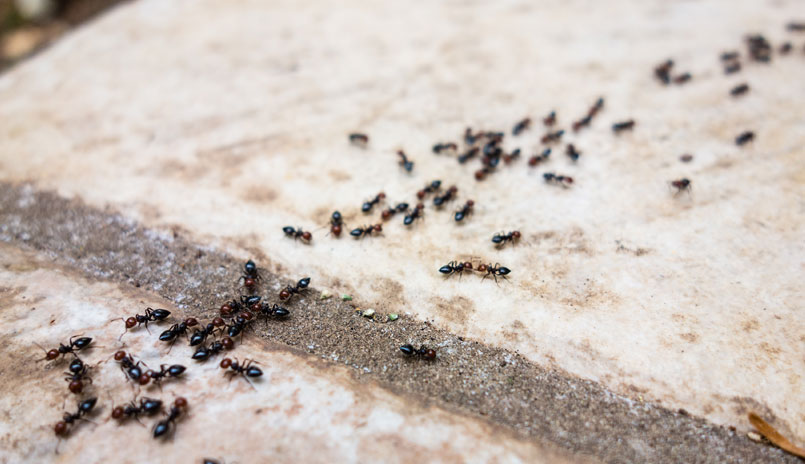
[
  {"x1": 381, "y1": 203, "x2": 409, "y2": 220},
  {"x1": 329, "y1": 211, "x2": 344, "y2": 237},
  {"x1": 400, "y1": 344, "x2": 436, "y2": 360},
  {"x1": 543, "y1": 172, "x2": 574, "y2": 187},
  {"x1": 432, "y1": 142, "x2": 457, "y2": 154},
  {"x1": 220, "y1": 357, "x2": 263, "y2": 388},
  {"x1": 724, "y1": 62, "x2": 741, "y2": 74},
  {"x1": 670, "y1": 178, "x2": 692, "y2": 195},
  {"x1": 492, "y1": 230, "x2": 521, "y2": 248},
  {"x1": 189, "y1": 322, "x2": 220, "y2": 346},
  {"x1": 397, "y1": 150, "x2": 414, "y2": 172},
  {"x1": 257, "y1": 303, "x2": 290, "y2": 318},
  {"x1": 612, "y1": 120, "x2": 635, "y2": 133},
  {"x1": 226, "y1": 311, "x2": 254, "y2": 338},
  {"x1": 572, "y1": 114, "x2": 592, "y2": 132},
  {"x1": 787, "y1": 22, "x2": 805, "y2": 31},
  {"x1": 38, "y1": 336, "x2": 93, "y2": 361},
  {"x1": 153, "y1": 397, "x2": 188, "y2": 439},
  {"x1": 503, "y1": 148, "x2": 521, "y2": 164},
  {"x1": 482, "y1": 138, "x2": 502, "y2": 158},
  {"x1": 730, "y1": 83, "x2": 749, "y2": 97},
  {"x1": 350, "y1": 224, "x2": 383, "y2": 238},
  {"x1": 112, "y1": 396, "x2": 163, "y2": 424},
  {"x1": 146, "y1": 364, "x2": 186, "y2": 387},
  {"x1": 746, "y1": 35, "x2": 771, "y2": 62},
  {"x1": 528, "y1": 148, "x2": 551, "y2": 167},
  {"x1": 240, "y1": 259, "x2": 260, "y2": 289},
  {"x1": 439, "y1": 261, "x2": 474, "y2": 278},
  {"x1": 349, "y1": 133, "x2": 369, "y2": 147},
  {"x1": 478, "y1": 263, "x2": 512, "y2": 283},
  {"x1": 464, "y1": 127, "x2": 481, "y2": 145},
  {"x1": 192, "y1": 339, "x2": 230, "y2": 361},
  {"x1": 282, "y1": 226, "x2": 312, "y2": 243},
  {"x1": 654, "y1": 59, "x2": 674, "y2": 84},
  {"x1": 512, "y1": 117, "x2": 531, "y2": 136},
  {"x1": 116, "y1": 307, "x2": 171, "y2": 339},
  {"x1": 417, "y1": 180, "x2": 442, "y2": 199},
  {"x1": 403, "y1": 203, "x2": 425, "y2": 226},
  {"x1": 779, "y1": 42, "x2": 792, "y2": 54},
  {"x1": 735, "y1": 131, "x2": 754, "y2": 146},
  {"x1": 589, "y1": 97, "x2": 604, "y2": 117},
  {"x1": 279, "y1": 277, "x2": 310, "y2": 300},
  {"x1": 720, "y1": 51, "x2": 739, "y2": 61},
  {"x1": 540, "y1": 129, "x2": 565, "y2": 144},
  {"x1": 543, "y1": 111, "x2": 556, "y2": 127},
  {"x1": 433, "y1": 185, "x2": 458, "y2": 207},
  {"x1": 454, "y1": 200, "x2": 474, "y2": 222},
  {"x1": 673, "y1": 72, "x2": 692, "y2": 84},
  {"x1": 64, "y1": 358, "x2": 92, "y2": 394},
  {"x1": 457, "y1": 147, "x2": 479, "y2": 164},
  {"x1": 566, "y1": 144, "x2": 581, "y2": 162},
  {"x1": 361, "y1": 192, "x2": 386, "y2": 213},
  {"x1": 158, "y1": 317, "x2": 199, "y2": 343},
  {"x1": 54, "y1": 397, "x2": 97, "y2": 438},
  {"x1": 219, "y1": 299, "x2": 244, "y2": 316},
  {"x1": 114, "y1": 350, "x2": 150, "y2": 385}
]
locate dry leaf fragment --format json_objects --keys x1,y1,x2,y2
[{"x1": 748, "y1": 412, "x2": 805, "y2": 459}]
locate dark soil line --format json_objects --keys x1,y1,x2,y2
[{"x1": 0, "y1": 182, "x2": 794, "y2": 463}]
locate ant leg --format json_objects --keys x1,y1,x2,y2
[{"x1": 144, "y1": 320, "x2": 151, "y2": 335}]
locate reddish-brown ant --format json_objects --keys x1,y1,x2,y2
[
  {"x1": 589, "y1": 97, "x2": 604, "y2": 117},
  {"x1": 397, "y1": 150, "x2": 414, "y2": 172},
  {"x1": 670, "y1": 178, "x2": 692, "y2": 195},
  {"x1": 283, "y1": 226, "x2": 312, "y2": 243},
  {"x1": 349, "y1": 133, "x2": 369, "y2": 147},
  {"x1": 54, "y1": 397, "x2": 97, "y2": 438},
  {"x1": 492, "y1": 231, "x2": 520, "y2": 248},
  {"x1": 279, "y1": 277, "x2": 311, "y2": 300},
  {"x1": 38, "y1": 336, "x2": 93, "y2": 361},
  {"x1": 654, "y1": 59, "x2": 674, "y2": 84},
  {"x1": 566, "y1": 144, "x2": 581, "y2": 162},
  {"x1": 612, "y1": 120, "x2": 635, "y2": 133},
  {"x1": 680, "y1": 154, "x2": 694, "y2": 163},
  {"x1": 512, "y1": 117, "x2": 531, "y2": 136},
  {"x1": 112, "y1": 396, "x2": 163, "y2": 424},
  {"x1": 439, "y1": 261, "x2": 473, "y2": 278},
  {"x1": 153, "y1": 397, "x2": 188, "y2": 439},
  {"x1": 115, "y1": 307, "x2": 171, "y2": 340},
  {"x1": 64, "y1": 358, "x2": 92, "y2": 394},
  {"x1": 381, "y1": 203, "x2": 409, "y2": 220},
  {"x1": 730, "y1": 83, "x2": 749, "y2": 97},
  {"x1": 543, "y1": 111, "x2": 556, "y2": 127},
  {"x1": 543, "y1": 172, "x2": 573, "y2": 187},
  {"x1": 503, "y1": 148, "x2": 521, "y2": 164},
  {"x1": 477, "y1": 263, "x2": 512, "y2": 283},
  {"x1": 528, "y1": 148, "x2": 551, "y2": 167},
  {"x1": 455, "y1": 200, "x2": 474, "y2": 222},
  {"x1": 329, "y1": 211, "x2": 344, "y2": 237},
  {"x1": 400, "y1": 344, "x2": 436, "y2": 360},
  {"x1": 220, "y1": 357, "x2": 262, "y2": 389},
  {"x1": 541, "y1": 130, "x2": 565, "y2": 144},
  {"x1": 432, "y1": 142, "x2": 457, "y2": 154},
  {"x1": 403, "y1": 203, "x2": 425, "y2": 226},
  {"x1": 572, "y1": 115, "x2": 592, "y2": 132},
  {"x1": 735, "y1": 131, "x2": 755, "y2": 146},
  {"x1": 433, "y1": 185, "x2": 458, "y2": 207},
  {"x1": 350, "y1": 223, "x2": 383, "y2": 238},
  {"x1": 417, "y1": 180, "x2": 442, "y2": 199},
  {"x1": 361, "y1": 192, "x2": 386, "y2": 213},
  {"x1": 673, "y1": 72, "x2": 692, "y2": 84},
  {"x1": 192, "y1": 339, "x2": 229, "y2": 361}
]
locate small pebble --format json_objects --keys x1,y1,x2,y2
[
  {"x1": 362, "y1": 309, "x2": 375, "y2": 318},
  {"x1": 747, "y1": 431, "x2": 763, "y2": 442},
  {"x1": 320, "y1": 291, "x2": 332, "y2": 300}
]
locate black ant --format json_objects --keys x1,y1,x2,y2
[
  {"x1": 257, "y1": 303, "x2": 290, "y2": 318},
  {"x1": 361, "y1": 192, "x2": 386, "y2": 213},
  {"x1": 54, "y1": 397, "x2": 97, "y2": 438},
  {"x1": 112, "y1": 396, "x2": 163, "y2": 424},
  {"x1": 503, "y1": 148, "x2": 521, "y2": 164},
  {"x1": 589, "y1": 97, "x2": 604, "y2": 117},
  {"x1": 612, "y1": 120, "x2": 635, "y2": 133},
  {"x1": 673, "y1": 72, "x2": 692, "y2": 84},
  {"x1": 724, "y1": 62, "x2": 741, "y2": 74},
  {"x1": 189, "y1": 322, "x2": 219, "y2": 347},
  {"x1": 403, "y1": 203, "x2": 425, "y2": 226},
  {"x1": 572, "y1": 114, "x2": 592, "y2": 132},
  {"x1": 350, "y1": 223, "x2": 383, "y2": 238},
  {"x1": 400, "y1": 344, "x2": 436, "y2": 360},
  {"x1": 512, "y1": 117, "x2": 531, "y2": 136},
  {"x1": 746, "y1": 34, "x2": 771, "y2": 63},
  {"x1": 283, "y1": 226, "x2": 312, "y2": 242},
  {"x1": 787, "y1": 22, "x2": 805, "y2": 31},
  {"x1": 432, "y1": 142, "x2": 457, "y2": 154},
  {"x1": 720, "y1": 51, "x2": 739, "y2": 61},
  {"x1": 220, "y1": 357, "x2": 262, "y2": 388},
  {"x1": 38, "y1": 336, "x2": 93, "y2": 361},
  {"x1": 158, "y1": 317, "x2": 199, "y2": 343},
  {"x1": 540, "y1": 129, "x2": 565, "y2": 144},
  {"x1": 279, "y1": 277, "x2": 310, "y2": 300},
  {"x1": 240, "y1": 259, "x2": 260, "y2": 289},
  {"x1": 566, "y1": 144, "x2": 581, "y2": 162},
  {"x1": 146, "y1": 364, "x2": 186, "y2": 387},
  {"x1": 116, "y1": 307, "x2": 171, "y2": 339},
  {"x1": 349, "y1": 133, "x2": 369, "y2": 147},
  {"x1": 670, "y1": 178, "x2": 692, "y2": 195},
  {"x1": 433, "y1": 185, "x2": 458, "y2": 207},
  {"x1": 454, "y1": 200, "x2": 474, "y2": 222},
  {"x1": 779, "y1": 42, "x2": 792, "y2": 54},
  {"x1": 543, "y1": 111, "x2": 556, "y2": 127},
  {"x1": 226, "y1": 311, "x2": 255, "y2": 338},
  {"x1": 477, "y1": 263, "x2": 512, "y2": 283},
  {"x1": 457, "y1": 147, "x2": 479, "y2": 164},
  {"x1": 114, "y1": 350, "x2": 150, "y2": 386},
  {"x1": 730, "y1": 83, "x2": 749, "y2": 97},
  {"x1": 654, "y1": 59, "x2": 674, "y2": 85},
  {"x1": 417, "y1": 180, "x2": 442, "y2": 199},
  {"x1": 192, "y1": 339, "x2": 230, "y2": 361},
  {"x1": 439, "y1": 260, "x2": 474, "y2": 278},
  {"x1": 397, "y1": 150, "x2": 414, "y2": 172},
  {"x1": 153, "y1": 397, "x2": 188, "y2": 439},
  {"x1": 492, "y1": 230, "x2": 521, "y2": 248},
  {"x1": 381, "y1": 203, "x2": 409, "y2": 220},
  {"x1": 735, "y1": 131, "x2": 755, "y2": 146},
  {"x1": 482, "y1": 138, "x2": 502, "y2": 158},
  {"x1": 64, "y1": 358, "x2": 92, "y2": 394},
  {"x1": 543, "y1": 172, "x2": 574, "y2": 187},
  {"x1": 329, "y1": 210, "x2": 344, "y2": 237},
  {"x1": 464, "y1": 127, "x2": 480, "y2": 145},
  {"x1": 528, "y1": 148, "x2": 551, "y2": 167}
]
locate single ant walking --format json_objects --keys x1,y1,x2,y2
[
  {"x1": 54, "y1": 397, "x2": 97, "y2": 438},
  {"x1": 240, "y1": 259, "x2": 260, "y2": 289},
  {"x1": 457, "y1": 147, "x2": 479, "y2": 164},
  {"x1": 673, "y1": 72, "x2": 692, "y2": 84},
  {"x1": 543, "y1": 172, "x2": 573, "y2": 187},
  {"x1": 282, "y1": 226, "x2": 312, "y2": 243},
  {"x1": 329, "y1": 211, "x2": 344, "y2": 237},
  {"x1": 730, "y1": 83, "x2": 749, "y2": 97},
  {"x1": 220, "y1": 358, "x2": 263, "y2": 389},
  {"x1": 38, "y1": 336, "x2": 93, "y2": 361},
  {"x1": 528, "y1": 148, "x2": 551, "y2": 167},
  {"x1": 416, "y1": 180, "x2": 441, "y2": 199},
  {"x1": 670, "y1": 178, "x2": 691, "y2": 195},
  {"x1": 572, "y1": 114, "x2": 592, "y2": 132},
  {"x1": 588, "y1": 97, "x2": 604, "y2": 117},
  {"x1": 279, "y1": 277, "x2": 311, "y2": 300},
  {"x1": 541, "y1": 129, "x2": 565, "y2": 144},
  {"x1": 257, "y1": 303, "x2": 290, "y2": 318},
  {"x1": 381, "y1": 203, "x2": 409, "y2": 220},
  {"x1": 503, "y1": 148, "x2": 521, "y2": 164},
  {"x1": 735, "y1": 131, "x2": 754, "y2": 146},
  {"x1": 432, "y1": 142, "x2": 457, "y2": 154},
  {"x1": 64, "y1": 358, "x2": 92, "y2": 394},
  {"x1": 543, "y1": 111, "x2": 556, "y2": 127},
  {"x1": 612, "y1": 120, "x2": 635, "y2": 133},
  {"x1": 112, "y1": 396, "x2": 163, "y2": 424},
  {"x1": 400, "y1": 344, "x2": 436, "y2": 360},
  {"x1": 361, "y1": 192, "x2": 386, "y2": 213},
  {"x1": 439, "y1": 261, "x2": 474, "y2": 278},
  {"x1": 492, "y1": 230, "x2": 521, "y2": 248},
  {"x1": 349, "y1": 133, "x2": 369, "y2": 147},
  {"x1": 192, "y1": 339, "x2": 231, "y2": 361},
  {"x1": 433, "y1": 185, "x2": 458, "y2": 207},
  {"x1": 153, "y1": 397, "x2": 188, "y2": 439},
  {"x1": 403, "y1": 203, "x2": 425, "y2": 226},
  {"x1": 512, "y1": 117, "x2": 531, "y2": 136},
  {"x1": 566, "y1": 144, "x2": 581, "y2": 162},
  {"x1": 397, "y1": 150, "x2": 414, "y2": 172},
  {"x1": 478, "y1": 263, "x2": 512, "y2": 283},
  {"x1": 146, "y1": 364, "x2": 186, "y2": 387},
  {"x1": 116, "y1": 307, "x2": 171, "y2": 339},
  {"x1": 350, "y1": 224, "x2": 383, "y2": 238},
  {"x1": 454, "y1": 200, "x2": 474, "y2": 222},
  {"x1": 654, "y1": 59, "x2": 674, "y2": 85}
]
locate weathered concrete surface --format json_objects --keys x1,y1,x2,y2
[
  {"x1": 0, "y1": 243, "x2": 568, "y2": 464},
  {"x1": 0, "y1": 0, "x2": 803, "y2": 458}
]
